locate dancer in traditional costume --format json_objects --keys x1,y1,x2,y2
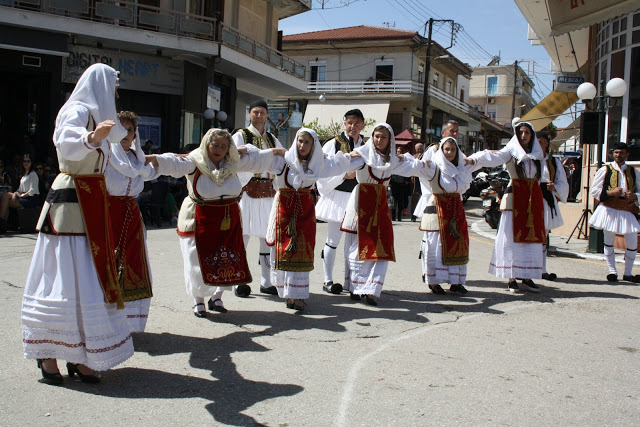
[
  {"x1": 589, "y1": 142, "x2": 640, "y2": 282},
  {"x1": 536, "y1": 131, "x2": 568, "y2": 281},
  {"x1": 21, "y1": 63, "x2": 129, "y2": 384},
  {"x1": 105, "y1": 111, "x2": 157, "y2": 332},
  {"x1": 153, "y1": 128, "x2": 284, "y2": 317},
  {"x1": 233, "y1": 100, "x2": 283, "y2": 297},
  {"x1": 266, "y1": 128, "x2": 351, "y2": 311},
  {"x1": 315, "y1": 109, "x2": 366, "y2": 295},
  {"x1": 341, "y1": 123, "x2": 429, "y2": 306},
  {"x1": 419, "y1": 137, "x2": 480, "y2": 295},
  {"x1": 468, "y1": 122, "x2": 546, "y2": 293}
]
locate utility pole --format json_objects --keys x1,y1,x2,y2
[
  {"x1": 420, "y1": 18, "x2": 455, "y2": 142},
  {"x1": 511, "y1": 60, "x2": 518, "y2": 124}
]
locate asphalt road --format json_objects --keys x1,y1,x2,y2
[{"x1": 1, "y1": 209, "x2": 639, "y2": 426}]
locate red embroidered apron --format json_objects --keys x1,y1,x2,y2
[
  {"x1": 434, "y1": 193, "x2": 469, "y2": 265},
  {"x1": 512, "y1": 178, "x2": 547, "y2": 244},
  {"x1": 357, "y1": 183, "x2": 395, "y2": 262}
]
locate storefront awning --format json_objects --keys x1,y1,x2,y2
[
  {"x1": 548, "y1": 0, "x2": 639, "y2": 37},
  {"x1": 519, "y1": 90, "x2": 579, "y2": 132},
  {"x1": 303, "y1": 100, "x2": 390, "y2": 137}
]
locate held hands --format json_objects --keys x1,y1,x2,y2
[
  {"x1": 348, "y1": 150, "x2": 361, "y2": 158},
  {"x1": 237, "y1": 146, "x2": 248, "y2": 158},
  {"x1": 547, "y1": 182, "x2": 556, "y2": 192},
  {"x1": 145, "y1": 154, "x2": 159, "y2": 168},
  {"x1": 344, "y1": 171, "x2": 356, "y2": 179},
  {"x1": 271, "y1": 147, "x2": 287, "y2": 157},
  {"x1": 624, "y1": 190, "x2": 637, "y2": 202},
  {"x1": 608, "y1": 187, "x2": 623, "y2": 198},
  {"x1": 89, "y1": 120, "x2": 116, "y2": 144},
  {"x1": 464, "y1": 158, "x2": 475, "y2": 166}
]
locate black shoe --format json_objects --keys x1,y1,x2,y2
[
  {"x1": 193, "y1": 303, "x2": 207, "y2": 318},
  {"x1": 607, "y1": 274, "x2": 618, "y2": 282},
  {"x1": 541, "y1": 273, "x2": 557, "y2": 281},
  {"x1": 207, "y1": 298, "x2": 227, "y2": 313},
  {"x1": 286, "y1": 299, "x2": 295, "y2": 309},
  {"x1": 520, "y1": 279, "x2": 541, "y2": 293},
  {"x1": 428, "y1": 284, "x2": 446, "y2": 295},
  {"x1": 293, "y1": 299, "x2": 306, "y2": 311},
  {"x1": 260, "y1": 285, "x2": 278, "y2": 295},
  {"x1": 66, "y1": 362, "x2": 100, "y2": 383},
  {"x1": 449, "y1": 284, "x2": 468, "y2": 294},
  {"x1": 508, "y1": 280, "x2": 519, "y2": 293},
  {"x1": 622, "y1": 274, "x2": 640, "y2": 283},
  {"x1": 235, "y1": 284, "x2": 252, "y2": 298},
  {"x1": 363, "y1": 295, "x2": 377, "y2": 306},
  {"x1": 323, "y1": 281, "x2": 343, "y2": 294},
  {"x1": 349, "y1": 292, "x2": 361, "y2": 301},
  {"x1": 36, "y1": 359, "x2": 64, "y2": 385}
]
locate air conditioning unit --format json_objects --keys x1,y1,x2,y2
[{"x1": 487, "y1": 98, "x2": 495, "y2": 104}]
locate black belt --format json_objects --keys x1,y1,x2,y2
[
  {"x1": 423, "y1": 205, "x2": 436, "y2": 214},
  {"x1": 46, "y1": 187, "x2": 78, "y2": 204},
  {"x1": 250, "y1": 177, "x2": 272, "y2": 182}
]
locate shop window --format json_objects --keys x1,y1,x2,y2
[
  {"x1": 627, "y1": 46, "x2": 640, "y2": 161},
  {"x1": 610, "y1": 51, "x2": 625, "y2": 79}
]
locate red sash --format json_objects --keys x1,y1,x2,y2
[
  {"x1": 74, "y1": 175, "x2": 124, "y2": 308},
  {"x1": 357, "y1": 183, "x2": 395, "y2": 261},
  {"x1": 108, "y1": 195, "x2": 153, "y2": 302},
  {"x1": 434, "y1": 193, "x2": 469, "y2": 265},
  {"x1": 269, "y1": 188, "x2": 316, "y2": 271},
  {"x1": 194, "y1": 199, "x2": 251, "y2": 286},
  {"x1": 512, "y1": 178, "x2": 547, "y2": 244}
]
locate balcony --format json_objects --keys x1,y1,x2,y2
[
  {"x1": 308, "y1": 80, "x2": 476, "y2": 118},
  {"x1": 0, "y1": 0, "x2": 305, "y2": 79}
]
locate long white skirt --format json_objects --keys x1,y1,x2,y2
[
  {"x1": 422, "y1": 231, "x2": 467, "y2": 285},
  {"x1": 589, "y1": 204, "x2": 640, "y2": 235},
  {"x1": 344, "y1": 232, "x2": 388, "y2": 297},
  {"x1": 270, "y1": 247, "x2": 310, "y2": 299},
  {"x1": 21, "y1": 234, "x2": 134, "y2": 371},
  {"x1": 315, "y1": 190, "x2": 351, "y2": 223},
  {"x1": 543, "y1": 199, "x2": 564, "y2": 230},
  {"x1": 179, "y1": 236, "x2": 224, "y2": 298},
  {"x1": 488, "y1": 211, "x2": 543, "y2": 279},
  {"x1": 124, "y1": 298, "x2": 150, "y2": 333},
  {"x1": 239, "y1": 195, "x2": 274, "y2": 238}
]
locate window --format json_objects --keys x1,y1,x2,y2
[
  {"x1": 460, "y1": 89, "x2": 465, "y2": 102},
  {"x1": 487, "y1": 107, "x2": 497, "y2": 120},
  {"x1": 309, "y1": 61, "x2": 326, "y2": 82},
  {"x1": 446, "y1": 79, "x2": 453, "y2": 94},
  {"x1": 418, "y1": 64, "x2": 424, "y2": 83},
  {"x1": 376, "y1": 65, "x2": 393, "y2": 81},
  {"x1": 487, "y1": 76, "x2": 498, "y2": 95},
  {"x1": 432, "y1": 72, "x2": 439, "y2": 87}
]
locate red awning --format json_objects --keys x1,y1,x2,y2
[{"x1": 395, "y1": 129, "x2": 420, "y2": 145}]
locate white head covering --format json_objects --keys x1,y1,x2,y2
[
  {"x1": 285, "y1": 127, "x2": 325, "y2": 187},
  {"x1": 189, "y1": 128, "x2": 240, "y2": 185},
  {"x1": 109, "y1": 126, "x2": 153, "y2": 179},
  {"x1": 432, "y1": 137, "x2": 473, "y2": 185},
  {"x1": 355, "y1": 123, "x2": 397, "y2": 171},
  {"x1": 55, "y1": 63, "x2": 127, "y2": 144},
  {"x1": 505, "y1": 121, "x2": 543, "y2": 163}
]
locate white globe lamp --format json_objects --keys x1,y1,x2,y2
[
  {"x1": 203, "y1": 108, "x2": 216, "y2": 120},
  {"x1": 605, "y1": 78, "x2": 627, "y2": 98},
  {"x1": 576, "y1": 82, "x2": 597, "y2": 101},
  {"x1": 216, "y1": 110, "x2": 228, "y2": 122}
]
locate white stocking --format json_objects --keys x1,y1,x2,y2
[{"x1": 603, "y1": 231, "x2": 617, "y2": 275}]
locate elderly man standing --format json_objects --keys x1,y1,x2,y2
[
  {"x1": 315, "y1": 109, "x2": 366, "y2": 295},
  {"x1": 233, "y1": 100, "x2": 283, "y2": 297}
]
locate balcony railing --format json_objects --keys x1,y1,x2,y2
[
  {"x1": 308, "y1": 80, "x2": 476, "y2": 118},
  {"x1": 1, "y1": 0, "x2": 305, "y2": 79}
]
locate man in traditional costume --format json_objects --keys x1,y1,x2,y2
[
  {"x1": 589, "y1": 142, "x2": 640, "y2": 282},
  {"x1": 536, "y1": 131, "x2": 569, "y2": 281},
  {"x1": 22, "y1": 64, "x2": 129, "y2": 384},
  {"x1": 315, "y1": 109, "x2": 365, "y2": 295},
  {"x1": 266, "y1": 128, "x2": 351, "y2": 310},
  {"x1": 232, "y1": 100, "x2": 283, "y2": 297}
]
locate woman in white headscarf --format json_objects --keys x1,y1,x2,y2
[
  {"x1": 151, "y1": 128, "x2": 284, "y2": 317},
  {"x1": 468, "y1": 122, "x2": 546, "y2": 293},
  {"x1": 105, "y1": 111, "x2": 159, "y2": 332},
  {"x1": 265, "y1": 128, "x2": 351, "y2": 311},
  {"x1": 341, "y1": 123, "x2": 430, "y2": 306},
  {"x1": 419, "y1": 137, "x2": 484, "y2": 295},
  {"x1": 21, "y1": 63, "x2": 130, "y2": 385}
]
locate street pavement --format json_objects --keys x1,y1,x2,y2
[{"x1": 1, "y1": 199, "x2": 639, "y2": 426}]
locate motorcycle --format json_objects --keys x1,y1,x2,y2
[
  {"x1": 462, "y1": 170, "x2": 490, "y2": 203},
  {"x1": 480, "y1": 169, "x2": 510, "y2": 229}
]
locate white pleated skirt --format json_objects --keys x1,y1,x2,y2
[
  {"x1": 488, "y1": 211, "x2": 543, "y2": 279},
  {"x1": 239, "y1": 195, "x2": 274, "y2": 238},
  {"x1": 343, "y1": 232, "x2": 388, "y2": 297},
  {"x1": 124, "y1": 298, "x2": 150, "y2": 333},
  {"x1": 315, "y1": 190, "x2": 352, "y2": 223},
  {"x1": 21, "y1": 234, "x2": 134, "y2": 371},
  {"x1": 179, "y1": 236, "x2": 225, "y2": 299},
  {"x1": 589, "y1": 204, "x2": 640, "y2": 235},
  {"x1": 422, "y1": 231, "x2": 468, "y2": 285},
  {"x1": 543, "y1": 199, "x2": 564, "y2": 230}
]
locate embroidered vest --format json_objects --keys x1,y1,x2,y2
[
  {"x1": 234, "y1": 128, "x2": 276, "y2": 149},
  {"x1": 500, "y1": 156, "x2": 541, "y2": 211},
  {"x1": 601, "y1": 163, "x2": 636, "y2": 201},
  {"x1": 334, "y1": 132, "x2": 359, "y2": 193},
  {"x1": 419, "y1": 169, "x2": 444, "y2": 232}
]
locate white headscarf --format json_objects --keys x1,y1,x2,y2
[
  {"x1": 109, "y1": 127, "x2": 153, "y2": 179},
  {"x1": 505, "y1": 121, "x2": 543, "y2": 163},
  {"x1": 285, "y1": 127, "x2": 325, "y2": 188},
  {"x1": 189, "y1": 128, "x2": 240, "y2": 186},
  {"x1": 432, "y1": 137, "x2": 473, "y2": 186},
  {"x1": 55, "y1": 63, "x2": 127, "y2": 144},
  {"x1": 355, "y1": 123, "x2": 397, "y2": 171}
]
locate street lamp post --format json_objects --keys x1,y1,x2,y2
[{"x1": 576, "y1": 77, "x2": 628, "y2": 253}]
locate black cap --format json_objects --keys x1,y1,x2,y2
[
  {"x1": 249, "y1": 100, "x2": 268, "y2": 112},
  {"x1": 611, "y1": 142, "x2": 629, "y2": 151},
  {"x1": 344, "y1": 109, "x2": 364, "y2": 121}
]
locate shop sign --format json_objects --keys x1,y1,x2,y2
[
  {"x1": 554, "y1": 73, "x2": 585, "y2": 93},
  {"x1": 63, "y1": 46, "x2": 183, "y2": 95}
]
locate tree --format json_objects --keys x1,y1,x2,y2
[{"x1": 303, "y1": 117, "x2": 376, "y2": 142}]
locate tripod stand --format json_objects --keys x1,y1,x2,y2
[{"x1": 566, "y1": 205, "x2": 591, "y2": 243}]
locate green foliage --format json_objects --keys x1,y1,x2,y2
[{"x1": 303, "y1": 117, "x2": 377, "y2": 142}]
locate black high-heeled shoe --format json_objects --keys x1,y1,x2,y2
[
  {"x1": 66, "y1": 362, "x2": 100, "y2": 383},
  {"x1": 36, "y1": 359, "x2": 63, "y2": 385}
]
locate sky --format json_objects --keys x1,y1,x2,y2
[{"x1": 280, "y1": 0, "x2": 578, "y2": 127}]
